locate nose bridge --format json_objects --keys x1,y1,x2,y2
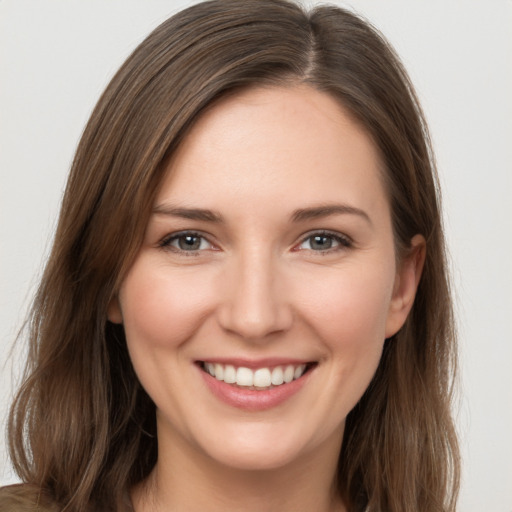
[{"x1": 218, "y1": 245, "x2": 291, "y2": 340}]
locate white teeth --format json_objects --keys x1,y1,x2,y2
[
  {"x1": 224, "y1": 365, "x2": 236, "y2": 384},
  {"x1": 271, "y1": 366, "x2": 284, "y2": 385},
  {"x1": 214, "y1": 363, "x2": 224, "y2": 381},
  {"x1": 236, "y1": 367, "x2": 253, "y2": 386},
  {"x1": 294, "y1": 364, "x2": 306, "y2": 379},
  {"x1": 283, "y1": 365, "x2": 295, "y2": 383},
  {"x1": 203, "y1": 362, "x2": 309, "y2": 389},
  {"x1": 253, "y1": 368, "x2": 271, "y2": 388}
]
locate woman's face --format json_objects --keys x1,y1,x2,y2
[{"x1": 109, "y1": 85, "x2": 421, "y2": 472}]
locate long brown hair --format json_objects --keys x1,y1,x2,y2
[{"x1": 2, "y1": 1, "x2": 459, "y2": 510}]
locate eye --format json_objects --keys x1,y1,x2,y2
[
  {"x1": 297, "y1": 231, "x2": 352, "y2": 252},
  {"x1": 160, "y1": 232, "x2": 213, "y2": 253}
]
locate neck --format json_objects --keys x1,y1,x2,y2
[{"x1": 132, "y1": 424, "x2": 346, "y2": 512}]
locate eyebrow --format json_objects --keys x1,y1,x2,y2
[
  {"x1": 291, "y1": 204, "x2": 372, "y2": 225},
  {"x1": 152, "y1": 203, "x2": 371, "y2": 225},
  {"x1": 152, "y1": 204, "x2": 224, "y2": 222}
]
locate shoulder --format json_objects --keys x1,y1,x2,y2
[{"x1": 0, "y1": 484, "x2": 60, "y2": 512}]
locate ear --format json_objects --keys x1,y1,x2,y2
[
  {"x1": 385, "y1": 234, "x2": 426, "y2": 338},
  {"x1": 107, "y1": 295, "x2": 123, "y2": 324}
]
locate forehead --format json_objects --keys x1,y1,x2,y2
[{"x1": 157, "y1": 85, "x2": 388, "y2": 220}]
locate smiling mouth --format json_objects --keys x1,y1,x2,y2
[{"x1": 198, "y1": 361, "x2": 316, "y2": 390}]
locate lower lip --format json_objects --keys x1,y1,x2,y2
[{"x1": 198, "y1": 366, "x2": 312, "y2": 411}]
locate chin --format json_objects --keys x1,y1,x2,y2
[
  {"x1": 206, "y1": 442, "x2": 307, "y2": 472},
  {"x1": 189, "y1": 418, "x2": 343, "y2": 473}
]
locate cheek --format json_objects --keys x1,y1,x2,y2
[
  {"x1": 283, "y1": 262, "x2": 395, "y2": 439},
  {"x1": 293, "y1": 261, "x2": 395, "y2": 353},
  {"x1": 119, "y1": 259, "x2": 216, "y2": 349}
]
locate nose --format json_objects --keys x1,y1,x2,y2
[{"x1": 217, "y1": 249, "x2": 293, "y2": 341}]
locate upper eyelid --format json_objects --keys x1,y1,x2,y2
[
  {"x1": 161, "y1": 230, "x2": 211, "y2": 241},
  {"x1": 297, "y1": 229, "x2": 352, "y2": 244},
  {"x1": 159, "y1": 230, "x2": 215, "y2": 249}
]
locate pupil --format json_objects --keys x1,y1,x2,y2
[
  {"x1": 179, "y1": 235, "x2": 200, "y2": 250},
  {"x1": 311, "y1": 235, "x2": 332, "y2": 250}
]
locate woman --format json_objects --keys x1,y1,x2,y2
[{"x1": 0, "y1": 0, "x2": 459, "y2": 510}]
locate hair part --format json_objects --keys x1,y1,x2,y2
[{"x1": 4, "y1": 1, "x2": 459, "y2": 511}]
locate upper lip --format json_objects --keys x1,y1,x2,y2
[{"x1": 196, "y1": 358, "x2": 315, "y2": 369}]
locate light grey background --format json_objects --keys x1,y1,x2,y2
[{"x1": 1, "y1": 1, "x2": 511, "y2": 510}]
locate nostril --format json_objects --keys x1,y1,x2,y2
[{"x1": 217, "y1": 299, "x2": 293, "y2": 341}]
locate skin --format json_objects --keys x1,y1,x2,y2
[{"x1": 109, "y1": 85, "x2": 425, "y2": 512}]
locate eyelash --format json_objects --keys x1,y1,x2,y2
[
  {"x1": 295, "y1": 230, "x2": 353, "y2": 254},
  {"x1": 158, "y1": 230, "x2": 353, "y2": 256},
  {"x1": 159, "y1": 231, "x2": 214, "y2": 256}
]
